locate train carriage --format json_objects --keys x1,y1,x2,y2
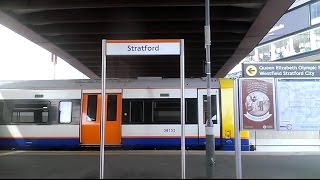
[{"x1": 0, "y1": 78, "x2": 250, "y2": 151}]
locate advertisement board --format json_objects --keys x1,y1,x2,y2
[{"x1": 239, "y1": 78, "x2": 276, "y2": 130}]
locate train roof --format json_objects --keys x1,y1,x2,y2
[{"x1": 0, "y1": 78, "x2": 230, "y2": 90}]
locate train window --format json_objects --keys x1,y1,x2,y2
[
  {"x1": 0, "y1": 101, "x2": 3, "y2": 122},
  {"x1": 203, "y1": 95, "x2": 217, "y2": 124},
  {"x1": 153, "y1": 100, "x2": 180, "y2": 123},
  {"x1": 12, "y1": 112, "x2": 33, "y2": 123},
  {"x1": 41, "y1": 111, "x2": 49, "y2": 123},
  {"x1": 186, "y1": 99, "x2": 198, "y2": 124},
  {"x1": 130, "y1": 101, "x2": 144, "y2": 123},
  {"x1": 11, "y1": 103, "x2": 49, "y2": 124},
  {"x1": 87, "y1": 95, "x2": 97, "y2": 121},
  {"x1": 107, "y1": 95, "x2": 117, "y2": 121},
  {"x1": 59, "y1": 101, "x2": 72, "y2": 124}
]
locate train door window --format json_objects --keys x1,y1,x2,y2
[
  {"x1": 11, "y1": 103, "x2": 49, "y2": 124},
  {"x1": 130, "y1": 101, "x2": 144, "y2": 123},
  {"x1": 87, "y1": 95, "x2": 97, "y2": 121},
  {"x1": 153, "y1": 100, "x2": 180, "y2": 123},
  {"x1": 59, "y1": 101, "x2": 72, "y2": 124},
  {"x1": 107, "y1": 95, "x2": 117, "y2": 121},
  {"x1": 203, "y1": 95, "x2": 217, "y2": 124},
  {"x1": 0, "y1": 101, "x2": 3, "y2": 122}
]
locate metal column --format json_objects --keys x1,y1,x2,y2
[
  {"x1": 100, "y1": 39, "x2": 107, "y2": 179},
  {"x1": 233, "y1": 79, "x2": 242, "y2": 179},
  {"x1": 205, "y1": 0, "x2": 215, "y2": 178},
  {"x1": 180, "y1": 39, "x2": 186, "y2": 179}
]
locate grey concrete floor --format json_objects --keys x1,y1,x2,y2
[{"x1": 0, "y1": 150, "x2": 319, "y2": 179}]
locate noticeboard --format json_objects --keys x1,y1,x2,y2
[{"x1": 239, "y1": 78, "x2": 276, "y2": 130}]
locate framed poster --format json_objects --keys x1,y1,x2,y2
[{"x1": 239, "y1": 78, "x2": 276, "y2": 130}]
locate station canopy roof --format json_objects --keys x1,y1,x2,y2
[{"x1": 0, "y1": 0, "x2": 294, "y2": 79}]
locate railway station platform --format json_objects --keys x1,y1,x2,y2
[{"x1": 0, "y1": 150, "x2": 320, "y2": 179}]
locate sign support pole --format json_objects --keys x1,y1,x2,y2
[
  {"x1": 233, "y1": 79, "x2": 242, "y2": 179},
  {"x1": 100, "y1": 39, "x2": 107, "y2": 179},
  {"x1": 205, "y1": 0, "x2": 215, "y2": 178},
  {"x1": 104, "y1": 39, "x2": 183, "y2": 179},
  {"x1": 180, "y1": 39, "x2": 186, "y2": 179}
]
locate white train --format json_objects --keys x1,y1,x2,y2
[{"x1": 0, "y1": 78, "x2": 251, "y2": 150}]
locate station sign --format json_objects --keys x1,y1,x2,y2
[
  {"x1": 242, "y1": 62, "x2": 320, "y2": 78},
  {"x1": 106, "y1": 39, "x2": 180, "y2": 56}
]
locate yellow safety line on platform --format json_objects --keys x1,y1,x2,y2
[{"x1": 0, "y1": 151, "x2": 24, "y2": 156}]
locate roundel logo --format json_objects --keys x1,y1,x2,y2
[{"x1": 246, "y1": 65, "x2": 257, "y2": 76}]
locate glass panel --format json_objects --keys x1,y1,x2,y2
[
  {"x1": 42, "y1": 111, "x2": 49, "y2": 123},
  {"x1": 311, "y1": 1, "x2": 320, "y2": 25},
  {"x1": 107, "y1": 95, "x2": 117, "y2": 121},
  {"x1": 11, "y1": 103, "x2": 49, "y2": 124},
  {"x1": 154, "y1": 110, "x2": 180, "y2": 122},
  {"x1": 257, "y1": 44, "x2": 271, "y2": 62},
  {"x1": 19, "y1": 112, "x2": 34, "y2": 123},
  {"x1": 59, "y1": 101, "x2": 72, "y2": 123},
  {"x1": 186, "y1": 99, "x2": 198, "y2": 124},
  {"x1": 203, "y1": 95, "x2": 217, "y2": 124},
  {"x1": 12, "y1": 111, "x2": 19, "y2": 123},
  {"x1": 15, "y1": 103, "x2": 47, "y2": 109},
  {"x1": 243, "y1": 50, "x2": 258, "y2": 62},
  {"x1": 131, "y1": 101, "x2": 143, "y2": 123},
  {"x1": 87, "y1": 95, "x2": 97, "y2": 121},
  {"x1": 12, "y1": 112, "x2": 34, "y2": 123},
  {"x1": 153, "y1": 101, "x2": 180, "y2": 123},
  {"x1": 310, "y1": 27, "x2": 320, "y2": 50},
  {"x1": 0, "y1": 102, "x2": 3, "y2": 122},
  {"x1": 272, "y1": 38, "x2": 292, "y2": 60},
  {"x1": 155, "y1": 101, "x2": 180, "y2": 108},
  {"x1": 292, "y1": 32, "x2": 311, "y2": 55}
]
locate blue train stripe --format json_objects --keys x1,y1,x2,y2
[
  {"x1": 0, "y1": 137, "x2": 250, "y2": 151},
  {"x1": 122, "y1": 137, "x2": 200, "y2": 147},
  {"x1": 122, "y1": 137, "x2": 250, "y2": 151},
  {"x1": 0, "y1": 138, "x2": 79, "y2": 148},
  {"x1": 221, "y1": 138, "x2": 250, "y2": 151}
]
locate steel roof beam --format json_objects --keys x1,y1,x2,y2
[
  {"x1": 46, "y1": 33, "x2": 244, "y2": 44},
  {"x1": 32, "y1": 21, "x2": 250, "y2": 35},
  {"x1": 0, "y1": 0, "x2": 264, "y2": 11},
  {"x1": 18, "y1": 6, "x2": 258, "y2": 25}
]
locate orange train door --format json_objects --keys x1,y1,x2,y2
[
  {"x1": 104, "y1": 94, "x2": 122, "y2": 144},
  {"x1": 80, "y1": 93, "x2": 122, "y2": 145}
]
